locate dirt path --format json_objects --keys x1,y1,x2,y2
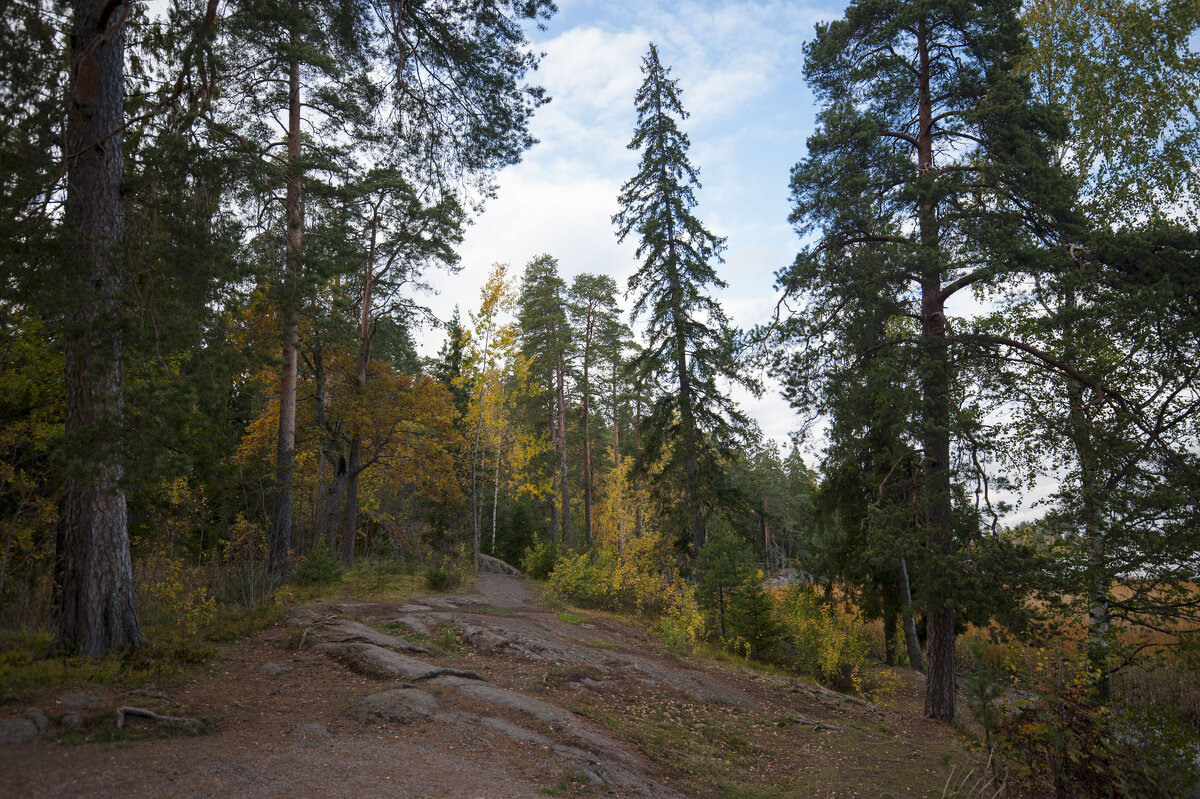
[{"x1": 0, "y1": 576, "x2": 984, "y2": 798}]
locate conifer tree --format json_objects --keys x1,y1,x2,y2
[
  {"x1": 55, "y1": 0, "x2": 145, "y2": 655},
  {"x1": 517, "y1": 255, "x2": 573, "y2": 545},
  {"x1": 773, "y1": 0, "x2": 1074, "y2": 720},
  {"x1": 568, "y1": 273, "x2": 623, "y2": 547},
  {"x1": 613, "y1": 43, "x2": 752, "y2": 558},
  {"x1": 433, "y1": 307, "x2": 472, "y2": 423}
]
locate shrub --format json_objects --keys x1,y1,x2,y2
[
  {"x1": 973, "y1": 651, "x2": 1199, "y2": 798},
  {"x1": 655, "y1": 581, "x2": 706, "y2": 653},
  {"x1": 423, "y1": 566, "x2": 461, "y2": 592},
  {"x1": 521, "y1": 538, "x2": 558, "y2": 581},
  {"x1": 294, "y1": 542, "x2": 343, "y2": 588},
  {"x1": 135, "y1": 548, "x2": 217, "y2": 636},
  {"x1": 775, "y1": 583, "x2": 871, "y2": 694},
  {"x1": 694, "y1": 531, "x2": 753, "y2": 641},
  {"x1": 546, "y1": 547, "x2": 678, "y2": 617}
]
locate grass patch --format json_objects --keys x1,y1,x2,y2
[
  {"x1": 201, "y1": 604, "x2": 286, "y2": 642},
  {"x1": 0, "y1": 600, "x2": 287, "y2": 708},
  {"x1": 53, "y1": 710, "x2": 207, "y2": 746},
  {"x1": 559, "y1": 612, "x2": 587, "y2": 624}
]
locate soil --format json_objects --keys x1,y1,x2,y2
[{"x1": 0, "y1": 576, "x2": 989, "y2": 798}]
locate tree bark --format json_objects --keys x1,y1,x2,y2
[
  {"x1": 917, "y1": 17, "x2": 956, "y2": 721},
  {"x1": 557, "y1": 355, "x2": 571, "y2": 546},
  {"x1": 883, "y1": 613, "x2": 897, "y2": 667},
  {"x1": 270, "y1": 17, "x2": 303, "y2": 578},
  {"x1": 491, "y1": 445, "x2": 500, "y2": 554},
  {"x1": 1064, "y1": 290, "x2": 1110, "y2": 701},
  {"x1": 612, "y1": 359, "x2": 623, "y2": 541},
  {"x1": 634, "y1": 392, "x2": 643, "y2": 538},
  {"x1": 582, "y1": 318, "x2": 594, "y2": 547},
  {"x1": 57, "y1": 0, "x2": 144, "y2": 655},
  {"x1": 897, "y1": 555, "x2": 925, "y2": 673},
  {"x1": 341, "y1": 206, "x2": 380, "y2": 567}
]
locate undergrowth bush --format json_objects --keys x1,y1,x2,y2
[
  {"x1": 521, "y1": 538, "x2": 558, "y2": 580},
  {"x1": 971, "y1": 651, "x2": 1199, "y2": 798},
  {"x1": 547, "y1": 549, "x2": 674, "y2": 615},
  {"x1": 423, "y1": 566, "x2": 461, "y2": 592},
  {"x1": 775, "y1": 583, "x2": 872, "y2": 694},
  {"x1": 135, "y1": 547, "x2": 217, "y2": 636},
  {"x1": 294, "y1": 541, "x2": 343, "y2": 588}
]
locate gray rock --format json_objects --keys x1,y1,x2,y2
[
  {"x1": 476, "y1": 715, "x2": 552, "y2": 745},
  {"x1": 0, "y1": 717, "x2": 38, "y2": 742},
  {"x1": 352, "y1": 688, "x2": 439, "y2": 724},
  {"x1": 260, "y1": 662, "x2": 291, "y2": 676},
  {"x1": 317, "y1": 641, "x2": 481, "y2": 682},
  {"x1": 24, "y1": 707, "x2": 48, "y2": 732},
  {"x1": 55, "y1": 692, "x2": 102, "y2": 712},
  {"x1": 477, "y1": 554, "x2": 520, "y2": 575},
  {"x1": 317, "y1": 619, "x2": 429, "y2": 653},
  {"x1": 60, "y1": 713, "x2": 83, "y2": 728},
  {"x1": 452, "y1": 682, "x2": 573, "y2": 724},
  {"x1": 383, "y1": 616, "x2": 430, "y2": 635}
]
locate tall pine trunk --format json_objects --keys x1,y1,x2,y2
[
  {"x1": 557, "y1": 356, "x2": 570, "y2": 546},
  {"x1": 58, "y1": 0, "x2": 144, "y2": 655},
  {"x1": 917, "y1": 18, "x2": 955, "y2": 721},
  {"x1": 341, "y1": 209, "x2": 379, "y2": 566},
  {"x1": 270, "y1": 21, "x2": 302, "y2": 577},
  {"x1": 582, "y1": 341, "x2": 593, "y2": 547},
  {"x1": 897, "y1": 555, "x2": 925, "y2": 672},
  {"x1": 612, "y1": 359, "x2": 623, "y2": 541},
  {"x1": 634, "y1": 393, "x2": 643, "y2": 538}
]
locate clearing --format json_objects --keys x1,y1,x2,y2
[{"x1": 0, "y1": 576, "x2": 988, "y2": 798}]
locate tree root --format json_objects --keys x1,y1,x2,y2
[{"x1": 116, "y1": 706, "x2": 203, "y2": 730}]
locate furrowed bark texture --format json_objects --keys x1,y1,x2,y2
[{"x1": 59, "y1": 0, "x2": 144, "y2": 655}]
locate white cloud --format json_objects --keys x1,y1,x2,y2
[{"x1": 420, "y1": 0, "x2": 844, "y2": 449}]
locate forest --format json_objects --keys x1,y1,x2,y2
[{"x1": 2, "y1": 0, "x2": 1199, "y2": 795}]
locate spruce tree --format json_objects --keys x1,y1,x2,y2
[{"x1": 613, "y1": 43, "x2": 752, "y2": 558}]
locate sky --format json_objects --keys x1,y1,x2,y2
[{"x1": 415, "y1": 0, "x2": 846, "y2": 454}]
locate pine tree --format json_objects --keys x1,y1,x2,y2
[
  {"x1": 517, "y1": 255, "x2": 573, "y2": 546},
  {"x1": 568, "y1": 273, "x2": 623, "y2": 547},
  {"x1": 613, "y1": 43, "x2": 752, "y2": 558},
  {"x1": 56, "y1": 0, "x2": 144, "y2": 654},
  {"x1": 773, "y1": 0, "x2": 1074, "y2": 720}
]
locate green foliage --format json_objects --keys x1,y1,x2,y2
[
  {"x1": 494, "y1": 497, "x2": 540, "y2": 567},
  {"x1": 694, "y1": 529, "x2": 753, "y2": 640},
  {"x1": 423, "y1": 566, "x2": 462, "y2": 593},
  {"x1": 774, "y1": 584, "x2": 872, "y2": 696},
  {"x1": 1021, "y1": 0, "x2": 1200, "y2": 225},
  {"x1": 727, "y1": 572, "x2": 781, "y2": 661},
  {"x1": 612, "y1": 43, "x2": 753, "y2": 556},
  {"x1": 972, "y1": 652, "x2": 1200, "y2": 798},
  {"x1": 521, "y1": 538, "x2": 559, "y2": 581},
  {"x1": 295, "y1": 542, "x2": 343, "y2": 588}
]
